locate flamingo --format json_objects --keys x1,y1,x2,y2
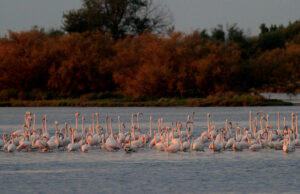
[
  {"x1": 43, "y1": 115, "x2": 50, "y2": 139},
  {"x1": 17, "y1": 126, "x2": 31, "y2": 152},
  {"x1": 225, "y1": 138, "x2": 235, "y2": 149},
  {"x1": 232, "y1": 140, "x2": 243, "y2": 151},
  {"x1": 81, "y1": 141, "x2": 89, "y2": 152},
  {"x1": 165, "y1": 127, "x2": 180, "y2": 153},
  {"x1": 180, "y1": 134, "x2": 190, "y2": 152},
  {"x1": 68, "y1": 129, "x2": 80, "y2": 151},
  {"x1": 283, "y1": 132, "x2": 295, "y2": 153},
  {"x1": 101, "y1": 118, "x2": 121, "y2": 151},
  {"x1": 81, "y1": 134, "x2": 89, "y2": 152},
  {"x1": 0, "y1": 134, "x2": 5, "y2": 148},
  {"x1": 47, "y1": 132, "x2": 59, "y2": 151},
  {"x1": 35, "y1": 137, "x2": 48, "y2": 152},
  {"x1": 124, "y1": 134, "x2": 137, "y2": 153},
  {"x1": 209, "y1": 139, "x2": 222, "y2": 152},
  {"x1": 192, "y1": 138, "x2": 205, "y2": 152},
  {"x1": 154, "y1": 132, "x2": 166, "y2": 151},
  {"x1": 129, "y1": 123, "x2": 144, "y2": 148},
  {"x1": 6, "y1": 135, "x2": 16, "y2": 152},
  {"x1": 1, "y1": 110, "x2": 300, "y2": 156},
  {"x1": 249, "y1": 138, "x2": 262, "y2": 151}
]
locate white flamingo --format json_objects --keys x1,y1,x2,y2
[
  {"x1": 68, "y1": 129, "x2": 80, "y2": 151},
  {"x1": 101, "y1": 118, "x2": 121, "y2": 151},
  {"x1": 192, "y1": 137, "x2": 205, "y2": 152},
  {"x1": 81, "y1": 135, "x2": 89, "y2": 152},
  {"x1": 165, "y1": 127, "x2": 180, "y2": 153},
  {"x1": 0, "y1": 134, "x2": 5, "y2": 148},
  {"x1": 124, "y1": 134, "x2": 137, "y2": 153},
  {"x1": 7, "y1": 135, "x2": 16, "y2": 152}
]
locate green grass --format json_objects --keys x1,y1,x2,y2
[{"x1": 0, "y1": 93, "x2": 293, "y2": 107}]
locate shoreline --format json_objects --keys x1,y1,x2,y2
[{"x1": 0, "y1": 95, "x2": 293, "y2": 107}]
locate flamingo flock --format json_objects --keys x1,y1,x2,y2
[{"x1": 0, "y1": 111, "x2": 299, "y2": 154}]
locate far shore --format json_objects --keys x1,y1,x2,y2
[{"x1": 0, "y1": 94, "x2": 294, "y2": 107}]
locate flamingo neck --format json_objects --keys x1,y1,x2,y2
[
  {"x1": 65, "y1": 123, "x2": 67, "y2": 137},
  {"x1": 110, "y1": 118, "x2": 113, "y2": 137},
  {"x1": 266, "y1": 114, "x2": 269, "y2": 129},
  {"x1": 96, "y1": 115, "x2": 99, "y2": 132},
  {"x1": 207, "y1": 113, "x2": 210, "y2": 133},
  {"x1": 249, "y1": 111, "x2": 252, "y2": 131},
  {"x1": 166, "y1": 131, "x2": 169, "y2": 148},
  {"x1": 158, "y1": 119, "x2": 160, "y2": 134},
  {"x1": 149, "y1": 116, "x2": 152, "y2": 137},
  {"x1": 42, "y1": 119, "x2": 45, "y2": 135},
  {"x1": 45, "y1": 115, "x2": 48, "y2": 134},
  {"x1": 105, "y1": 116, "x2": 108, "y2": 134},
  {"x1": 118, "y1": 116, "x2": 121, "y2": 134},
  {"x1": 137, "y1": 113, "x2": 140, "y2": 131},
  {"x1": 72, "y1": 131, "x2": 74, "y2": 144},
  {"x1": 55, "y1": 133, "x2": 59, "y2": 145},
  {"x1": 92, "y1": 114, "x2": 95, "y2": 134},
  {"x1": 82, "y1": 117, "x2": 84, "y2": 134},
  {"x1": 295, "y1": 116, "x2": 298, "y2": 136},
  {"x1": 33, "y1": 114, "x2": 36, "y2": 131},
  {"x1": 277, "y1": 112, "x2": 280, "y2": 130},
  {"x1": 132, "y1": 125, "x2": 136, "y2": 140}
]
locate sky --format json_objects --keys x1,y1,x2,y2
[{"x1": 0, "y1": 0, "x2": 300, "y2": 36}]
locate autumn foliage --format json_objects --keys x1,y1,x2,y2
[{"x1": 0, "y1": 22, "x2": 300, "y2": 101}]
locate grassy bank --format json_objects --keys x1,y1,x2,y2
[{"x1": 0, "y1": 93, "x2": 293, "y2": 107}]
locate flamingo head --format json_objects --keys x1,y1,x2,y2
[{"x1": 257, "y1": 111, "x2": 264, "y2": 115}]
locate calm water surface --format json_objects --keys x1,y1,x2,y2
[{"x1": 0, "y1": 107, "x2": 299, "y2": 194}]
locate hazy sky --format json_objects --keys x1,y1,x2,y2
[{"x1": 0, "y1": 0, "x2": 300, "y2": 36}]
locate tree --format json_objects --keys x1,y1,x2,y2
[
  {"x1": 227, "y1": 24, "x2": 246, "y2": 43},
  {"x1": 258, "y1": 30, "x2": 285, "y2": 51},
  {"x1": 62, "y1": 0, "x2": 172, "y2": 40},
  {"x1": 211, "y1": 25, "x2": 225, "y2": 42},
  {"x1": 259, "y1": 23, "x2": 269, "y2": 34}
]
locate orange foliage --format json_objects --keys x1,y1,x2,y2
[{"x1": 0, "y1": 28, "x2": 299, "y2": 100}]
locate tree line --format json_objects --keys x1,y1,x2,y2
[{"x1": 0, "y1": 1, "x2": 299, "y2": 101}]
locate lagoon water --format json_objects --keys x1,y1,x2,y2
[{"x1": 0, "y1": 107, "x2": 300, "y2": 193}]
